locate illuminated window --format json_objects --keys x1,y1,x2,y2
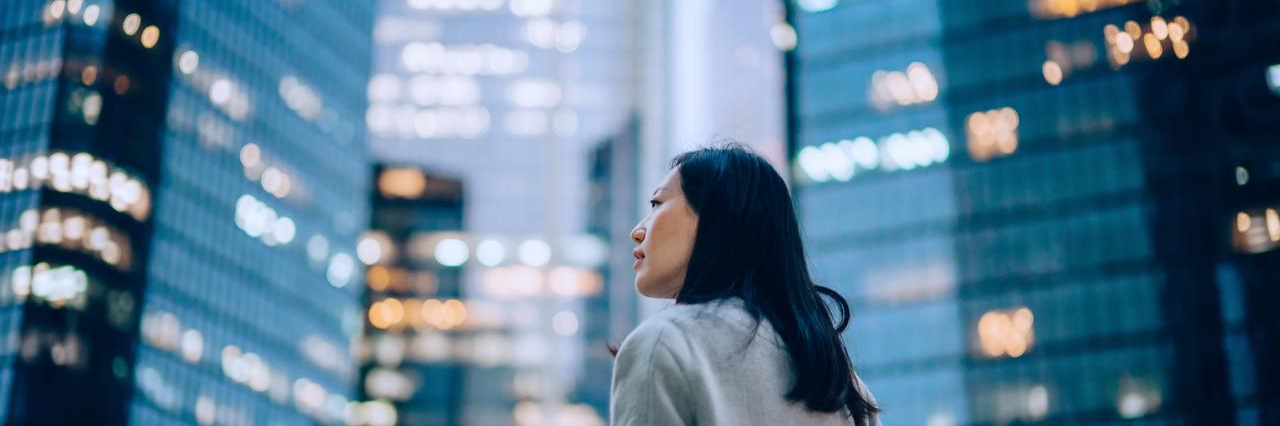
[
  {"x1": 1233, "y1": 207, "x2": 1280, "y2": 254},
  {"x1": 377, "y1": 168, "x2": 427, "y2": 199},
  {"x1": 966, "y1": 107, "x2": 1019, "y2": 162},
  {"x1": 977, "y1": 307, "x2": 1035, "y2": 358},
  {"x1": 870, "y1": 63, "x2": 939, "y2": 110},
  {"x1": 796, "y1": 128, "x2": 950, "y2": 183},
  {"x1": 1029, "y1": 0, "x2": 1143, "y2": 19}
]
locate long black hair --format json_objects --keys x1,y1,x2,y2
[{"x1": 671, "y1": 144, "x2": 878, "y2": 420}]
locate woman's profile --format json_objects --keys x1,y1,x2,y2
[{"x1": 610, "y1": 144, "x2": 881, "y2": 426}]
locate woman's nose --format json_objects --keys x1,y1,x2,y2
[{"x1": 630, "y1": 226, "x2": 645, "y2": 244}]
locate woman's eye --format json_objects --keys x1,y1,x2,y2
[{"x1": 649, "y1": 199, "x2": 660, "y2": 208}]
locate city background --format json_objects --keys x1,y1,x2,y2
[{"x1": 0, "y1": 0, "x2": 1277, "y2": 425}]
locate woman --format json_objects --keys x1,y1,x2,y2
[{"x1": 610, "y1": 145, "x2": 881, "y2": 426}]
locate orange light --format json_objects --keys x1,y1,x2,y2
[
  {"x1": 1143, "y1": 34, "x2": 1163, "y2": 59},
  {"x1": 81, "y1": 66, "x2": 97, "y2": 85},
  {"x1": 1172, "y1": 40, "x2": 1189, "y2": 59},
  {"x1": 1043, "y1": 61, "x2": 1064, "y2": 86},
  {"x1": 367, "y1": 265, "x2": 390, "y2": 291},
  {"x1": 976, "y1": 307, "x2": 1036, "y2": 358}
]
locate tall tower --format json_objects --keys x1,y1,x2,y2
[
  {"x1": 0, "y1": 1, "x2": 376, "y2": 425},
  {"x1": 787, "y1": 0, "x2": 1280, "y2": 424}
]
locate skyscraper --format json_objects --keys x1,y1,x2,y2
[
  {"x1": 359, "y1": 166, "x2": 467, "y2": 426},
  {"x1": 363, "y1": 1, "x2": 629, "y2": 424},
  {"x1": 788, "y1": 0, "x2": 1279, "y2": 425},
  {"x1": 0, "y1": 0, "x2": 375, "y2": 425}
]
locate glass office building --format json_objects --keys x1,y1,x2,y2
[
  {"x1": 358, "y1": 166, "x2": 466, "y2": 426},
  {"x1": 0, "y1": 0, "x2": 375, "y2": 425},
  {"x1": 789, "y1": 0, "x2": 1280, "y2": 425}
]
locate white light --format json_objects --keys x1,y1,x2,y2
[
  {"x1": 279, "y1": 76, "x2": 323, "y2": 119},
  {"x1": 178, "y1": 50, "x2": 199, "y2": 74},
  {"x1": 925, "y1": 412, "x2": 956, "y2": 426},
  {"x1": 209, "y1": 79, "x2": 233, "y2": 105},
  {"x1": 524, "y1": 18, "x2": 557, "y2": 49},
  {"x1": 368, "y1": 74, "x2": 401, "y2": 102},
  {"x1": 437, "y1": 76, "x2": 481, "y2": 105},
  {"x1": 518, "y1": 239, "x2": 551, "y2": 267},
  {"x1": 181, "y1": 330, "x2": 204, "y2": 363},
  {"x1": 504, "y1": 110, "x2": 548, "y2": 135},
  {"x1": 923, "y1": 127, "x2": 950, "y2": 163},
  {"x1": 308, "y1": 235, "x2": 330, "y2": 262},
  {"x1": 363, "y1": 400, "x2": 398, "y2": 426},
  {"x1": 49, "y1": 1, "x2": 67, "y2": 20},
  {"x1": 406, "y1": 75, "x2": 439, "y2": 105},
  {"x1": 434, "y1": 238, "x2": 469, "y2": 267},
  {"x1": 509, "y1": 0, "x2": 553, "y2": 17},
  {"x1": 906, "y1": 62, "x2": 939, "y2": 102},
  {"x1": 82, "y1": 92, "x2": 102, "y2": 124},
  {"x1": 122, "y1": 13, "x2": 140, "y2": 35},
  {"x1": 31, "y1": 265, "x2": 88, "y2": 303},
  {"x1": 1118, "y1": 392, "x2": 1147, "y2": 418},
  {"x1": 906, "y1": 131, "x2": 934, "y2": 168},
  {"x1": 357, "y1": 233, "x2": 385, "y2": 265},
  {"x1": 272, "y1": 217, "x2": 296, "y2": 244},
  {"x1": 796, "y1": 0, "x2": 838, "y2": 12},
  {"x1": 555, "y1": 20, "x2": 586, "y2": 53},
  {"x1": 1027, "y1": 385, "x2": 1049, "y2": 420},
  {"x1": 552, "y1": 310, "x2": 579, "y2": 337},
  {"x1": 1268, "y1": 64, "x2": 1280, "y2": 96},
  {"x1": 365, "y1": 368, "x2": 414, "y2": 400},
  {"x1": 797, "y1": 146, "x2": 829, "y2": 182},
  {"x1": 327, "y1": 253, "x2": 355, "y2": 288},
  {"x1": 195, "y1": 395, "x2": 216, "y2": 425},
  {"x1": 366, "y1": 104, "x2": 394, "y2": 135},
  {"x1": 414, "y1": 110, "x2": 439, "y2": 138},
  {"x1": 771, "y1": 22, "x2": 797, "y2": 51},
  {"x1": 82, "y1": 4, "x2": 100, "y2": 26},
  {"x1": 820, "y1": 143, "x2": 854, "y2": 181},
  {"x1": 475, "y1": 239, "x2": 505, "y2": 266},
  {"x1": 881, "y1": 133, "x2": 913, "y2": 171},
  {"x1": 507, "y1": 79, "x2": 561, "y2": 108},
  {"x1": 849, "y1": 137, "x2": 879, "y2": 169}
]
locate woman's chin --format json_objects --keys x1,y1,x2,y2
[{"x1": 635, "y1": 279, "x2": 678, "y2": 299}]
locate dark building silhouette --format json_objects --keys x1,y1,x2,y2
[{"x1": 358, "y1": 166, "x2": 466, "y2": 426}]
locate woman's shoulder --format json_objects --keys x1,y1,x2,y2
[
  {"x1": 618, "y1": 303, "x2": 700, "y2": 352},
  {"x1": 620, "y1": 297, "x2": 773, "y2": 355}
]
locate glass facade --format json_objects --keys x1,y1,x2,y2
[
  {"x1": 359, "y1": 166, "x2": 466, "y2": 426},
  {"x1": 1, "y1": 0, "x2": 376, "y2": 425},
  {"x1": 789, "y1": 0, "x2": 1280, "y2": 425}
]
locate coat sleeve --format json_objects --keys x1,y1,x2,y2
[{"x1": 610, "y1": 320, "x2": 693, "y2": 426}]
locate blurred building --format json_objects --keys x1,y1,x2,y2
[
  {"x1": 628, "y1": 0, "x2": 792, "y2": 320},
  {"x1": 362, "y1": 0, "x2": 628, "y2": 425},
  {"x1": 0, "y1": 0, "x2": 374, "y2": 425},
  {"x1": 358, "y1": 166, "x2": 466, "y2": 426},
  {"x1": 787, "y1": 0, "x2": 1280, "y2": 425},
  {"x1": 579, "y1": 116, "x2": 640, "y2": 415}
]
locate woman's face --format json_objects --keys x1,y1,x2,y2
[{"x1": 630, "y1": 168, "x2": 698, "y2": 299}]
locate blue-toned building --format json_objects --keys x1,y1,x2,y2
[
  {"x1": 788, "y1": 0, "x2": 1279, "y2": 425},
  {"x1": 0, "y1": 0, "x2": 375, "y2": 425}
]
